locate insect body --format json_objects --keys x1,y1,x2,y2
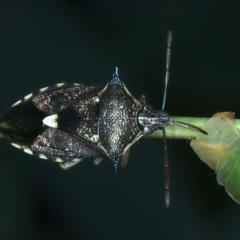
[
  {"x1": 0, "y1": 68, "x2": 205, "y2": 169},
  {"x1": 0, "y1": 31, "x2": 206, "y2": 206}
]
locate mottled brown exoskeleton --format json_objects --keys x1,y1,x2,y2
[{"x1": 0, "y1": 31, "x2": 206, "y2": 206}]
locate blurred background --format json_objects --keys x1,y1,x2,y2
[{"x1": 0, "y1": 0, "x2": 240, "y2": 239}]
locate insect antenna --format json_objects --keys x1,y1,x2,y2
[
  {"x1": 162, "y1": 31, "x2": 172, "y2": 207},
  {"x1": 162, "y1": 31, "x2": 172, "y2": 111}
]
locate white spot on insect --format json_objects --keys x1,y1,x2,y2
[
  {"x1": 56, "y1": 83, "x2": 65, "y2": 88},
  {"x1": 43, "y1": 114, "x2": 58, "y2": 128},
  {"x1": 93, "y1": 135, "x2": 99, "y2": 142},
  {"x1": 39, "y1": 153, "x2": 48, "y2": 159},
  {"x1": 55, "y1": 157, "x2": 63, "y2": 162},
  {"x1": 85, "y1": 134, "x2": 99, "y2": 143},
  {"x1": 93, "y1": 96, "x2": 99, "y2": 103},
  {"x1": 73, "y1": 158, "x2": 82, "y2": 162},
  {"x1": 103, "y1": 110, "x2": 107, "y2": 117},
  {"x1": 11, "y1": 100, "x2": 22, "y2": 107},
  {"x1": 73, "y1": 83, "x2": 80, "y2": 86},
  {"x1": 39, "y1": 87, "x2": 48, "y2": 93},
  {"x1": 23, "y1": 147, "x2": 33, "y2": 155},
  {"x1": 11, "y1": 143, "x2": 22, "y2": 149},
  {"x1": 24, "y1": 93, "x2": 33, "y2": 101}
]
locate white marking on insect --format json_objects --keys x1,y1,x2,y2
[
  {"x1": 93, "y1": 96, "x2": 99, "y2": 103},
  {"x1": 11, "y1": 100, "x2": 22, "y2": 107},
  {"x1": 85, "y1": 134, "x2": 99, "y2": 143},
  {"x1": 23, "y1": 147, "x2": 33, "y2": 155},
  {"x1": 43, "y1": 114, "x2": 58, "y2": 128},
  {"x1": 11, "y1": 143, "x2": 22, "y2": 149},
  {"x1": 56, "y1": 83, "x2": 65, "y2": 88},
  {"x1": 102, "y1": 110, "x2": 107, "y2": 117},
  {"x1": 23, "y1": 93, "x2": 33, "y2": 101},
  {"x1": 39, "y1": 87, "x2": 48, "y2": 93},
  {"x1": 55, "y1": 157, "x2": 63, "y2": 162},
  {"x1": 39, "y1": 153, "x2": 48, "y2": 159},
  {"x1": 73, "y1": 83, "x2": 80, "y2": 86},
  {"x1": 73, "y1": 158, "x2": 82, "y2": 162},
  {"x1": 92, "y1": 134, "x2": 99, "y2": 143}
]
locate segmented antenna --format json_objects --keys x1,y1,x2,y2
[
  {"x1": 162, "y1": 31, "x2": 172, "y2": 207},
  {"x1": 162, "y1": 31, "x2": 172, "y2": 111}
]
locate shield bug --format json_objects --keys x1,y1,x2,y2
[{"x1": 0, "y1": 31, "x2": 206, "y2": 206}]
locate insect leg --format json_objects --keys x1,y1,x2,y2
[
  {"x1": 138, "y1": 95, "x2": 146, "y2": 105},
  {"x1": 93, "y1": 158, "x2": 103, "y2": 165},
  {"x1": 59, "y1": 159, "x2": 83, "y2": 170}
]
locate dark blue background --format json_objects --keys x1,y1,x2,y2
[{"x1": 0, "y1": 0, "x2": 239, "y2": 239}]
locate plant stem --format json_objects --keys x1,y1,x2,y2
[{"x1": 146, "y1": 116, "x2": 240, "y2": 140}]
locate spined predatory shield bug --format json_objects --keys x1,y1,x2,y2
[{"x1": 0, "y1": 31, "x2": 206, "y2": 206}]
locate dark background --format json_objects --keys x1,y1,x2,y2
[{"x1": 0, "y1": 0, "x2": 240, "y2": 239}]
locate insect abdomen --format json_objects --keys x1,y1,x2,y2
[{"x1": 0, "y1": 100, "x2": 46, "y2": 145}]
